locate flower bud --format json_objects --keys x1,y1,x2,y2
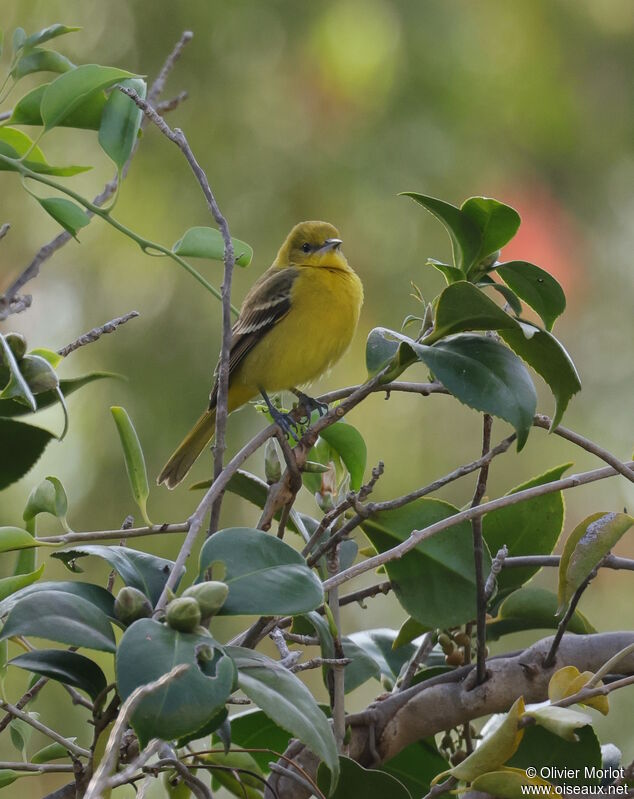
[
  {"x1": 437, "y1": 633, "x2": 455, "y2": 655},
  {"x1": 183, "y1": 581, "x2": 229, "y2": 619},
  {"x1": 453, "y1": 632, "x2": 471, "y2": 648},
  {"x1": 114, "y1": 586, "x2": 152, "y2": 626},
  {"x1": 264, "y1": 439, "x2": 282, "y2": 483},
  {"x1": 5, "y1": 333, "x2": 27, "y2": 361},
  {"x1": 166, "y1": 597, "x2": 201, "y2": 633},
  {"x1": 445, "y1": 649, "x2": 465, "y2": 667}
]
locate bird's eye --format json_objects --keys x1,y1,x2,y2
[{"x1": 301, "y1": 242, "x2": 311, "y2": 253}]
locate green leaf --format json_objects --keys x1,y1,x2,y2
[
  {"x1": 18, "y1": 355, "x2": 59, "y2": 395},
  {"x1": 31, "y1": 740, "x2": 77, "y2": 764},
  {"x1": 499, "y1": 323, "x2": 581, "y2": 429},
  {"x1": 23, "y1": 476, "x2": 68, "y2": 522},
  {"x1": 487, "y1": 587, "x2": 596, "y2": 640},
  {"x1": 382, "y1": 740, "x2": 449, "y2": 797},
  {"x1": 98, "y1": 78, "x2": 146, "y2": 171},
  {"x1": 11, "y1": 49, "x2": 74, "y2": 80},
  {"x1": 198, "y1": 527, "x2": 323, "y2": 615},
  {"x1": 347, "y1": 628, "x2": 417, "y2": 685},
  {"x1": 0, "y1": 527, "x2": 53, "y2": 554},
  {"x1": 110, "y1": 406, "x2": 151, "y2": 526},
  {"x1": 0, "y1": 126, "x2": 90, "y2": 176},
  {"x1": 420, "y1": 335, "x2": 537, "y2": 449},
  {"x1": 509, "y1": 724, "x2": 601, "y2": 788},
  {"x1": 394, "y1": 616, "x2": 429, "y2": 648},
  {"x1": 401, "y1": 193, "x2": 481, "y2": 272},
  {"x1": 10, "y1": 714, "x2": 35, "y2": 758},
  {"x1": 362, "y1": 498, "x2": 491, "y2": 628},
  {"x1": 52, "y1": 545, "x2": 180, "y2": 606},
  {"x1": 11, "y1": 28, "x2": 26, "y2": 55},
  {"x1": 0, "y1": 580, "x2": 115, "y2": 621},
  {"x1": 558, "y1": 512, "x2": 634, "y2": 612},
  {"x1": 424, "y1": 281, "x2": 517, "y2": 344},
  {"x1": 117, "y1": 619, "x2": 235, "y2": 748},
  {"x1": 203, "y1": 750, "x2": 265, "y2": 798},
  {"x1": 38, "y1": 198, "x2": 91, "y2": 239},
  {"x1": 227, "y1": 646, "x2": 339, "y2": 791},
  {"x1": 426, "y1": 259, "x2": 464, "y2": 285},
  {"x1": 478, "y1": 276, "x2": 523, "y2": 316},
  {"x1": 28, "y1": 348, "x2": 62, "y2": 368},
  {"x1": 496, "y1": 261, "x2": 566, "y2": 331},
  {"x1": 365, "y1": 327, "x2": 417, "y2": 379},
  {"x1": 318, "y1": 419, "x2": 367, "y2": 490},
  {"x1": 0, "y1": 371, "x2": 120, "y2": 418},
  {"x1": 526, "y1": 706, "x2": 592, "y2": 743},
  {"x1": 224, "y1": 708, "x2": 294, "y2": 772},
  {"x1": 23, "y1": 24, "x2": 81, "y2": 49},
  {"x1": 11, "y1": 83, "x2": 107, "y2": 129},
  {"x1": 0, "y1": 420, "x2": 55, "y2": 490},
  {"x1": 318, "y1": 756, "x2": 412, "y2": 799},
  {"x1": 483, "y1": 464, "x2": 571, "y2": 593},
  {"x1": 0, "y1": 565, "x2": 45, "y2": 602},
  {"x1": 41, "y1": 64, "x2": 138, "y2": 131},
  {"x1": 0, "y1": 770, "x2": 18, "y2": 788},
  {"x1": 340, "y1": 638, "x2": 381, "y2": 692},
  {"x1": 460, "y1": 196, "x2": 520, "y2": 271},
  {"x1": 172, "y1": 226, "x2": 253, "y2": 268},
  {"x1": 0, "y1": 332, "x2": 36, "y2": 410},
  {"x1": 10, "y1": 649, "x2": 107, "y2": 701},
  {"x1": 0, "y1": 590, "x2": 116, "y2": 652}
]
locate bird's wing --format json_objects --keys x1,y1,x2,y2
[{"x1": 209, "y1": 266, "x2": 298, "y2": 408}]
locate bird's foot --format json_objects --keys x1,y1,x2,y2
[
  {"x1": 260, "y1": 389, "x2": 303, "y2": 442},
  {"x1": 292, "y1": 389, "x2": 329, "y2": 422}
]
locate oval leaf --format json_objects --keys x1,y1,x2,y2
[
  {"x1": 11, "y1": 83, "x2": 107, "y2": 129},
  {"x1": 0, "y1": 331, "x2": 36, "y2": 410},
  {"x1": 460, "y1": 196, "x2": 521, "y2": 271},
  {"x1": 117, "y1": 618, "x2": 235, "y2": 747},
  {"x1": 38, "y1": 198, "x2": 90, "y2": 239},
  {"x1": 10, "y1": 649, "x2": 107, "y2": 701},
  {"x1": 0, "y1": 371, "x2": 121, "y2": 418},
  {"x1": 227, "y1": 646, "x2": 339, "y2": 791},
  {"x1": 11, "y1": 49, "x2": 74, "y2": 80},
  {"x1": 497, "y1": 261, "x2": 566, "y2": 331},
  {"x1": 0, "y1": 580, "x2": 115, "y2": 621},
  {"x1": 0, "y1": 527, "x2": 53, "y2": 554},
  {"x1": 0, "y1": 420, "x2": 55, "y2": 490},
  {"x1": 23, "y1": 24, "x2": 81, "y2": 49},
  {"x1": 23, "y1": 476, "x2": 68, "y2": 522},
  {"x1": 173, "y1": 226, "x2": 253, "y2": 267},
  {"x1": 198, "y1": 528, "x2": 323, "y2": 615},
  {"x1": 110, "y1": 406, "x2": 151, "y2": 525},
  {"x1": 41, "y1": 64, "x2": 138, "y2": 131},
  {"x1": 0, "y1": 565, "x2": 45, "y2": 602},
  {"x1": 487, "y1": 587, "x2": 595, "y2": 641},
  {"x1": 319, "y1": 419, "x2": 367, "y2": 491},
  {"x1": 0, "y1": 590, "x2": 116, "y2": 652},
  {"x1": 98, "y1": 78, "x2": 146, "y2": 171}
]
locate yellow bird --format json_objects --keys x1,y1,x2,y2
[{"x1": 157, "y1": 221, "x2": 364, "y2": 488}]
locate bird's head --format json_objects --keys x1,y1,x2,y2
[{"x1": 275, "y1": 221, "x2": 348, "y2": 269}]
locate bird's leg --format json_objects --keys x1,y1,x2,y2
[
  {"x1": 260, "y1": 390, "x2": 301, "y2": 441},
  {"x1": 291, "y1": 387, "x2": 329, "y2": 421}
]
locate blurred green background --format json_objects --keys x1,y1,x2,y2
[{"x1": 1, "y1": 0, "x2": 633, "y2": 795}]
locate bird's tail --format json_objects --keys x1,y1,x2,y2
[{"x1": 157, "y1": 407, "x2": 216, "y2": 489}]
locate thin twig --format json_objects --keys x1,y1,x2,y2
[
  {"x1": 0, "y1": 676, "x2": 48, "y2": 733},
  {"x1": 84, "y1": 664, "x2": 189, "y2": 799},
  {"x1": 57, "y1": 312, "x2": 139, "y2": 357},
  {"x1": 322, "y1": 460, "x2": 634, "y2": 593},
  {"x1": 398, "y1": 632, "x2": 435, "y2": 691},
  {"x1": 554, "y1": 673, "x2": 634, "y2": 709},
  {"x1": 422, "y1": 776, "x2": 458, "y2": 799},
  {"x1": 0, "y1": 699, "x2": 90, "y2": 758},
  {"x1": 38, "y1": 521, "x2": 188, "y2": 545},
  {"x1": 471, "y1": 414, "x2": 492, "y2": 685},
  {"x1": 327, "y1": 544, "x2": 346, "y2": 752},
  {"x1": 0, "y1": 761, "x2": 74, "y2": 773},
  {"x1": 503, "y1": 554, "x2": 634, "y2": 571},
  {"x1": 484, "y1": 545, "x2": 508, "y2": 600}
]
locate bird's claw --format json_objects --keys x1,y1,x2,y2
[
  {"x1": 270, "y1": 406, "x2": 303, "y2": 442},
  {"x1": 294, "y1": 390, "x2": 329, "y2": 421}
]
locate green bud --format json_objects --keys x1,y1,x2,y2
[
  {"x1": 183, "y1": 581, "x2": 229, "y2": 619},
  {"x1": 166, "y1": 597, "x2": 201, "y2": 633},
  {"x1": 264, "y1": 439, "x2": 282, "y2": 483},
  {"x1": 5, "y1": 333, "x2": 27, "y2": 361},
  {"x1": 114, "y1": 586, "x2": 153, "y2": 625}
]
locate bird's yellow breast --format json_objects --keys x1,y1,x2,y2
[{"x1": 231, "y1": 265, "x2": 363, "y2": 396}]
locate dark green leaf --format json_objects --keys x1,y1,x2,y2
[
  {"x1": 227, "y1": 646, "x2": 339, "y2": 790},
  {"x1": 509, "y1": 725, "x2": 601, "y2": 788},
  {"x1": 18, "y1": 355, "x2": 59, "y2": 395},
  {"x1": 117, "y1": 619, "x2": 235, "y2": 748},
  {"x1": 0, "y1": 331, "x2": 36, "y2": 410},
  {"x1": 11, "y1": 49, "x2": 74, "y2": 79},
  {"x1": 382, "y1": 740, "x2": 449, "y2": 797},
  {"x1": 10, "y1": 83, "x2": 107, "y2": 129},
  {"x1": 0, "y1": 419, "x2": 55, "y2": 490},
  {"x1": 0, "y1": 770, "x2": 18, "y2": 788},
  {"x1": 424, "y1": 281, "x2": 517, "y2": 344},
  {"x1": 483, "y1": 464, "x2": 571, "y2": 593},
  {"x1": 365, "y1": 327, "x2": 417, "y2": 379},
  {"x1": 0, "y1": 371, "x2": 121, "y2": 418},
  {"x1": 110, "y1": 406, "x2": 151, "y2": 526},
  {"x1": 0, "y1": 581, "x2": 115, "y2": 621},
  {"x1": 198, "y1": 528, "x2": 323, "y2": 615},
  {"x1": 401, "y1": 192, "x2": 481, "y2": 272},
  {"x1": 38, "y1": 198, "x2": 90, "y2": 239},
  {"x1": 0, "y1": 565, "x2": 45, "y2": 602},
  {"x1": 362, "y1": 499, "x2": 491, "y2": 628},
  {"x1": 478, "y1": 276, "x2": 523, "y2": 316},
  {"x1": 340, "y1": 638, "x2": 381, "y2": 692},
  {"x1": 173, "y1": 227, "x2": 253, "y2": 267},
  {"x1": 52, "y1": 545, "x2": 180, "y2": 606},
  {"x1": 23, "y1": 476, "x2": 68, "y2": 522},
  {"x1": 426, "y1": 259, "x2": 464, "y2": 284},
  {"x1": 98, "y1": 78, "x2": 146, "y2": 171},
  {"x1": 319, "y1": 419, "x2": 367, "y2": 490},
  {"x1": 23, "y1": 24, "x2": 81, "y2": 49},
  {"x1": 500, "y1": 322, "x2": 581, "y2": 428},
  {"x1": 224, "y1": 708, "x2": 294, "y2": 772},
  {"x1": 421, "y1": 335, "x2": 537, "y2": 448},
  {"x1": 10, "y1": 649, "x2": 107, "y2": 701},
  {"x1": 487, "y1": 587, "x2": 596, "y2": 640},
  {"x1": 460, "y1": 196, "x2": 520, "y2": 270},
  {"x1": 496, "y1": 261, "x2": 566, "y2": 331},
  {"x1": 347, "y1": 628, "x2": 417, "y2": 684},
  {"x1": 394, "y1": 616, "x2": 429, "y2": 648},
  {"x1": 318, "y1": 756, "x2": 412, "y2": 799},
  {"x1": 0, "y1": 590, "x2": 116, "y2": 652},
  {"x1": 41, "y1": 65, "x2": 138, "y2": 131}
]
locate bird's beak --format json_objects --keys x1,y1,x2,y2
[{"x1": 320, "y1": 238, "x2": 343, "y2": 252}]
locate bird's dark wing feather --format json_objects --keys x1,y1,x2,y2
[{"x1": 209, "y1": 266, "x2": 298, "y2": 408}]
